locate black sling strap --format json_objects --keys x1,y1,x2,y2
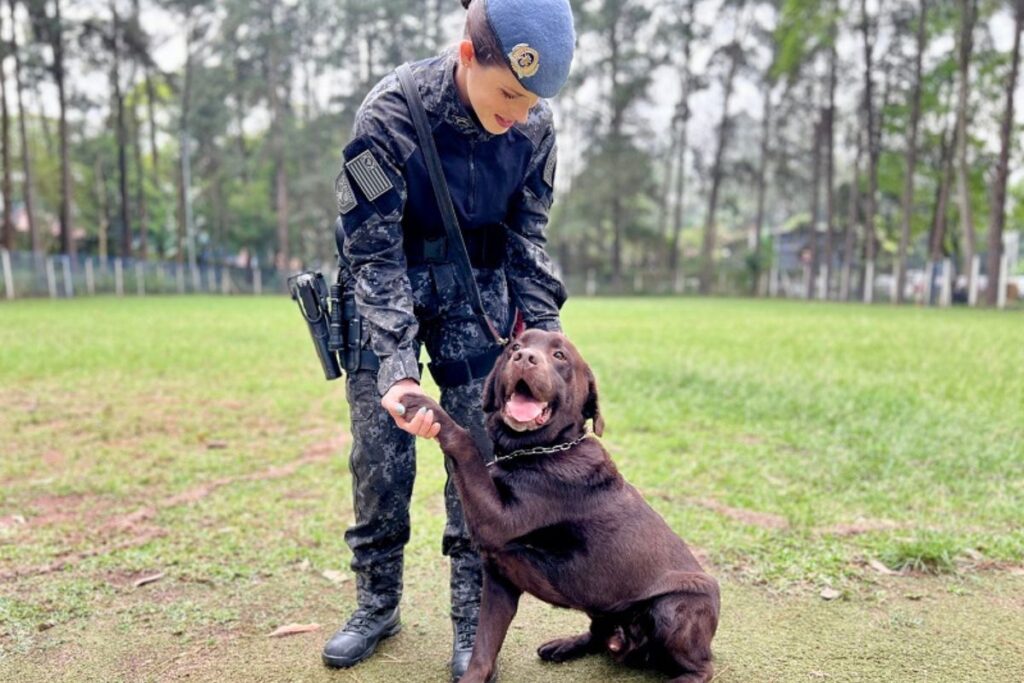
[{"x1": 396, "y1": 63, "x2": 507, "y2": 347}]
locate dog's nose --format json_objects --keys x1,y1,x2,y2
[{"x1": 513, "y1": 350, "x2": 538, "y2": 366}]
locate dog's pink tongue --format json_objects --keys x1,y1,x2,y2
[{"x1": 507, "y1": 394, "x2": 544, "y2": 423}]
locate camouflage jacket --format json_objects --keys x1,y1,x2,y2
[{"x1": 336, "y1": 51, "x2": 567, "y2": 395}]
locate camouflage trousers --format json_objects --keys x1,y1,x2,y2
[{"x1": 342, "y1": 267, "x2": 511, "y2": 623}]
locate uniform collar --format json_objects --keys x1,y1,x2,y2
[{"x1": 422, "y1": 49, "x2": 495, "y2": 142}]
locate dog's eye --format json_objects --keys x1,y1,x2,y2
[{"x1": 553, "y1": 350, "x2": 566, "y2": 360}]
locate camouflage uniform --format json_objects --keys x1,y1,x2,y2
[{"x1": 335, "y1": 51, "x2": 566, "y2": 623}]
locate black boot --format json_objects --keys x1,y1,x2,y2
[
  {"x1": 322, "y1": 605, "x2": 401, "y2": 668},
  {"x1": 450, "y1": 615, "x2": 476, "y2": 681},
  {"x1": 450, "y1": 616, "x2": 499, "y2": 682}
]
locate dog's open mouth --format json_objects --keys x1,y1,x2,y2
[{"x1": 503, "y1": 379, "x2": 552, "y2": 432}]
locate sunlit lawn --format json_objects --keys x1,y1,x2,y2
[{"x1": 1, "y1": 296, "x2": 1023, "y2": 681}]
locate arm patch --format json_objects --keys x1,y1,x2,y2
[
  {"x1": 543, "y1": 146, "x2": 557, "y2": 189},
  {"x1": 336, "y1": 171, "x2": 358, "y2": 215},
  {"x1": 346, "y1": 150, "x2": 394, "y2": 201}
]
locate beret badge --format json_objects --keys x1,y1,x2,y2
[{"x1": 508, "y1": 43, "x2": 540, "y2": 79}]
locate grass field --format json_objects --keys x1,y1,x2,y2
[{"x1": 2, "y1": 296, "x2": 1023, "y2": 682}]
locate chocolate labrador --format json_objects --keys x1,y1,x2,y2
[{"x1": 399, "y1": 329, "x2": 719, "y2": 683}]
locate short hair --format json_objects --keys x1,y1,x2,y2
[{"x1": 462, "y1": 0, "x2": 506, "y2": 69}]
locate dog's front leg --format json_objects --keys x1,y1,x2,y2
[
  {"x1": 399, "y1": 394, "x2": 534, "y2": 548},
  {"x1": 460, "y1": 565, "x2": 520, "y2": 683}
]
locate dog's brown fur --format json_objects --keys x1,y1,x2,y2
[{"x1": 400, "y1": 330, "x2": 719, "y2": 683}]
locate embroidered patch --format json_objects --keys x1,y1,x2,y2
[
  {"x1": 543, "y1": 148, "x2": 557, "y2": 189},
  {"x1": 335, "y1": 170, "x2": 357, "y2": 215},
  {"x1": 509, "y1": 44, "x2": 540, "y2": 79},
  {"x1": 346, "y1": 150, "x2": 393, "y2": 201}
]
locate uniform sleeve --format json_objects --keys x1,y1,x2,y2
[
  {"x1": 337, "y1": 114, "x2": 420, "y2": 396},
  {"x1": 504, "y1": 126, "x2": 568, "y2": 332}
]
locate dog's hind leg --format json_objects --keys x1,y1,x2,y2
[
  {"x1": 650, "y1": 589, "x2": 719, "y2": 683},
  {"x1": 461, "y1": 567, "x2": 521, "y2": 683}
]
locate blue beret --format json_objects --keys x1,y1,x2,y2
[{"x1": 484, "y1": 0, "x2": 576, "y2": 98}]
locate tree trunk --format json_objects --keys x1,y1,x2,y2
[
  {"x1": 822, "y1": 35, "x2": 838, "y2": 300},
  {"x1": 753, "y1": 81, "x2": 773, "y2": 296},
  {"x1": 668, "y1": 0, "x2": 695, "y2": 285},
  {"x1": 896, "y1": 0, "x2": 928, "y2": 304},
  {"x1": 267, "y1": 2, "x2": 290, "y2": 271},
  {"x1": 860, "y1": 0, "x2": 879, "y2": 303},
  {"x1": 54, "y1": 0, "x2": 74, "y2": 256},
  {"x1": 608, "y1": 13, "x2": 623, "y2": 288},
  {"x1": 928, "y1": 103, "x2": 955, "y2": 262},
  {"x1": 9, "y1": 0, "x2": 39, "y2": 256},
  {"x1": 841, "y1": 128, "x2": 863, "y2": 302},
  {"x1": 1, "y1": 2, "x2": 13, "y2": 251},
  {"x1": 94, "y1": 158, "x2": 110, "y2": 260},
  {"x1": 177, "y1": 18, "x2": 195, "y2": 266},
  {"x1": 145, "y1": 67, "x2": 159, "y2": 169},
  {"x1": 133, "y1": 94, "x2": 149, "y2": 260},
  {"x1": 700, "y1": 43, "x2": 740, "y2": 296},
  {"x1": 110, "y1": 1, "x2": 131, "y2": 258},
  {"x1": 954, "y1": 0, "x2": 977, "y2": 294},
  {"x1": 985, "y1": 0, "x2": 1023, "y2": 306},
  {"x1": 806, "y1": 111, "x2": 822, "y2": 300}
]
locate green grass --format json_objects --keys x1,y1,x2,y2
[{"x1": 1, "y1": 296, "x2": 1023, "y2": 681}]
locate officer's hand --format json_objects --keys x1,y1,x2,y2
[{"x1": 382, "y1": 379, "x2": 442, "y2": 440}]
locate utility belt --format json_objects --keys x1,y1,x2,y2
[
  {"x1": 404, "y1": 225, "x2": 506, "y2": 269},
  {"x1": 288, "y1": 241, "x2": 507, "y2": 388}
]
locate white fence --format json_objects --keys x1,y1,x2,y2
[{"x1": 0, "y1": 250, "x2": 286, "y2": 300}]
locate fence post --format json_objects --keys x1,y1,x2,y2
[
  {"x1": 253, "y1": 265, "x2": 262, "y2": 296},
  {"x1": 923, "y1": 260, "x2": 935, "y2": 305},
  {"x1": 863, "y1": 261, "x2": 875, "y2": 304},
  {"x1": 62, "y1": 255, "x2": 74, "y2": 298},
  {"x1": 1, "y1": 248, "x2": 13, "y2": 300},
  {"x1": 997, "y1": 253, "x2": 1008, "y2": 310},
  {"x1": 585, "y1": 268, "x2": 596, "y2": 297},
  {"x1": 136, "y1": 261, "x2": 145, "y2": 296},
  {"x1": 85, "y1": 258, "x2": 95, "y2": 295},
  {"x1": 176, "y1": 262, "x2": 185, "y2": 293},
  {"x1": 221, "y1": 267, "x2": 230, "y2": 295},
  {"x1": 940, "y1": 259, "x2": 952, "y2": 307},
  {"x1": 46, "y1": 257, "x2": 57, "y2": 299},
  {"x1": 114, "y1": 258, "x2": 124, "y2": 296},
  {"x1": 968, "y1": 254, "x2": 980, "y2": 307}
]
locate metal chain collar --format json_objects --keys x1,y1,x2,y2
[{"x1": 488, "y1": 432, "x2": 592, "y2": 468}]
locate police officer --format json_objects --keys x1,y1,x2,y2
[{"x1": 322, "y1": 0, "x2": 575, "y2": 679}]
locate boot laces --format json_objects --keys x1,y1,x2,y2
[
  {"x1": 454, "y1": 618, "x2": 478, "y2": 650},
  {"x1": 344, "y1": 607, "x2": 382, "y2": 636}
]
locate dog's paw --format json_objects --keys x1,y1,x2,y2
[
  {"x1": 537, "y1": 633, "x2": 593, "y2": 663},
  {"x1": 398, "y1": 394, "x2": 443, "y2": 420}
]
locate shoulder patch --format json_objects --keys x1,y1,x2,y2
[
  {"x1": 346, "y1": 150, "x2": 394, "y2": 201},
  {"x1": 543, "y1": 147, "x2": 557, "y2": 189},
  {"x1": 335, "y1": 170, "x2": 357, "y2": 215}
]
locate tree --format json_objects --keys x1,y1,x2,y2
[
  {"x1": 985, "y1": 0, "x2": 1023, "y2": 306},
  {"x1": 8, "y1": 0, "x2": 39, "y2": 256},
  {"x1": 1, "y1": 0, "x2": 12, "y2": 250},
  {"x1": 27, "y1": 0, "x2": 74, "y2": 255},
  {"x1": 953, "y1": 0, "x2": 978, "y2": 292},
  {"x1": 699, "y1": 37, "x2": 744, "y2": 295},
  {"x1": 895, "y1": 0, "x2": 929, "y2": 305}
]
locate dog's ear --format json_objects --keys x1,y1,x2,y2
[
  {"x1": 482, "y1": 351, "x2": 506, "y2": 414},
  {"x1": 583, "y1": 367, "x2": 604, "y2": 436}
]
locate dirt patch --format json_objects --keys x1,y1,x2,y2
[
  {"x1": 687, "y1": 497, "x2": 790, "y2": 530},
  {"x1": 0, "y1": 435, "x2": 349, "y2": 584},
  {"x1": 23, "y1": 493, "x2": 113, "y2": 529},
  {"x1": 814, "y1": 518, "x2": 904, "y2": 537}
]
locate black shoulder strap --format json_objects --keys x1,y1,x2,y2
[{"x1": 396, "y1": 63, "x2": 506, "y2": 347}]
